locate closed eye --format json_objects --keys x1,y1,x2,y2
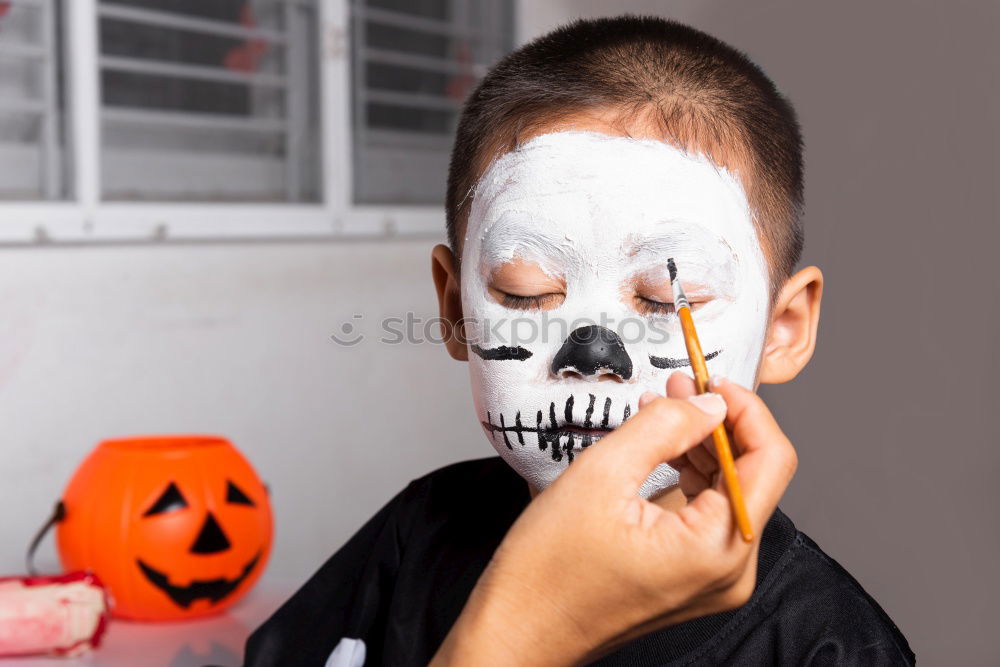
[
  {"x1": 635, "y1": 296, "x2": 675, "y2": 316},
  {"x1": 499, "y1": 292, "x2": 564, "y2": 311},
  {"x1": 487, "y1": 258, "x2": 566, "y2": 312},
  {"x1": 634, "y1": 296, "x2": 708, "y2": 316}
]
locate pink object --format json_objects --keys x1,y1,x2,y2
[{"x1": 0, "y1": 570, "x2": 109, "y2": 657}]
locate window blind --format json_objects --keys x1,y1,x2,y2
[
  {"x1": 98, "y1": 0, "x2": 321, "y2": 202},
  {"x1": 0, "y1": 0, "x2": 66, "y2": 200},
  {"x1": 350, "y1": 0, "x2": 513, "y2": 205}
]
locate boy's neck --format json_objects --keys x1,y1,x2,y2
[{"x1": 526, "y1": 481, "x2": 687, "y2": 511}]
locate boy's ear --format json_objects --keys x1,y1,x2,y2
[
  {"x1": 758, "y1": 266, "x2": 823, "y2": 384},
  {"x1": 431, "y1": 244, "x2": 468, "y2": 361}
]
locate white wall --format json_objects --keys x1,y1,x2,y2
[{"x1": 0, "y1": 240, "x2": 483, "y2": 580}]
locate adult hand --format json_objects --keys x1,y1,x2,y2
[{"x1": 430, "y1": 372, "x2": 798, "y2": 666}]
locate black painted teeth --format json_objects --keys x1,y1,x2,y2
[{"x1": 481, "y1": 394, "x2": 633, "y2": 465}]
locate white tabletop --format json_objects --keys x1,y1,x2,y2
[{"x1": 3, "y1": 579, "x2": 299, "y2": 667}]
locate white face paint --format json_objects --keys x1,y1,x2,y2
[{"x1": 460, "y1": 131, "x2": 771, "y2": 497}]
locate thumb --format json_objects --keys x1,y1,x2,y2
[{"x1": 587, "y1": 393, "x2": 727, "y2": 493}]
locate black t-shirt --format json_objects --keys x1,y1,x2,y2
[{"x1": 244, "y1": 456, "x2": 914, "y2": 666}]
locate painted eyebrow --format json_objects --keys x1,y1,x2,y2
[
  {"x1": 624, "y1": 223, "x2": 733, "y2": 260},
  {"x1": 480, "y1": 215, "x2": 583, "y2": 269}
]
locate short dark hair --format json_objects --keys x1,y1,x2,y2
[{"x1": 445, "y1": 15, "x2": 804, "y2": 294}]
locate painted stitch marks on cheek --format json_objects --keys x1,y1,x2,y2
[{"x1": 482, "y1": 393, "x2": 634, "y2": 464}]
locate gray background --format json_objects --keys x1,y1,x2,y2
[
  {"x1": 0, "y1": 2, "x2": 995, "y2": 665},
  {"x1": 519, "y1": 1, "x2": 1000, "y2": 664}
]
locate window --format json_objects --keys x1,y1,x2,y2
[
  {"x1": 350, "y1": 0, "x2": 513, "y2": 205},
  {"x1": 0, "y1": 0, "x2": 69, "y2": 200},
  {"x1": 0, "y1": 0, "x2": 514, "y2": 242},
  {"x1": 98, "y1": 0, "x2": 321, "y2": 202}
]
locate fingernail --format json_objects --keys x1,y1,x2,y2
[
  {"x1": 688, "y1": 392, "x2": 727, "y2": 415},
  {"x1": 709, "y1": 375, "x2": 729, "y2": 389}
]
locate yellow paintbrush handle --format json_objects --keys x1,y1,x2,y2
[{"x1": 679, "y1": 307, "x2": 754, "y2": 543}]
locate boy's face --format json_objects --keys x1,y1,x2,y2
[{"x1": 459, "y1": 130, "x2": 771, "y2": 497}]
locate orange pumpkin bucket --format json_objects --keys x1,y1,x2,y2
[{"x1": 48, "y1": 436, "x2": 273, "y2": 621}]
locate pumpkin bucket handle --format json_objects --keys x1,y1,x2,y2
[{"x1": 26, "y1": 501, "x2": 66, "y2": 576}]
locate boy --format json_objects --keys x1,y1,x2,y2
[{"x1": 245, "y1": 16, "x2": 914, "y2": 665}]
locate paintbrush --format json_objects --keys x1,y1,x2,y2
[{"x1": 667, "y1": 258, "x2": 754, "y2": 543}]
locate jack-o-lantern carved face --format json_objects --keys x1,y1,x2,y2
[
  {"x1": 135, "y1": 478, "x2": 265, "y2": 609},
  {"x1": 57, "y1": 436, "x2": 274, "y2": 621}
]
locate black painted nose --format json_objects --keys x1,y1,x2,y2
[
  {"x1": 190, "y1": 511, "x2": 231, "y2": 554},
  {"x1": 551, "y1": 325, "x2": 633, "y2": 381}
]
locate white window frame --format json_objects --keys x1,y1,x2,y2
[{"x1": 0, "y1": 0, "x2": 447, "y2": 244}]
